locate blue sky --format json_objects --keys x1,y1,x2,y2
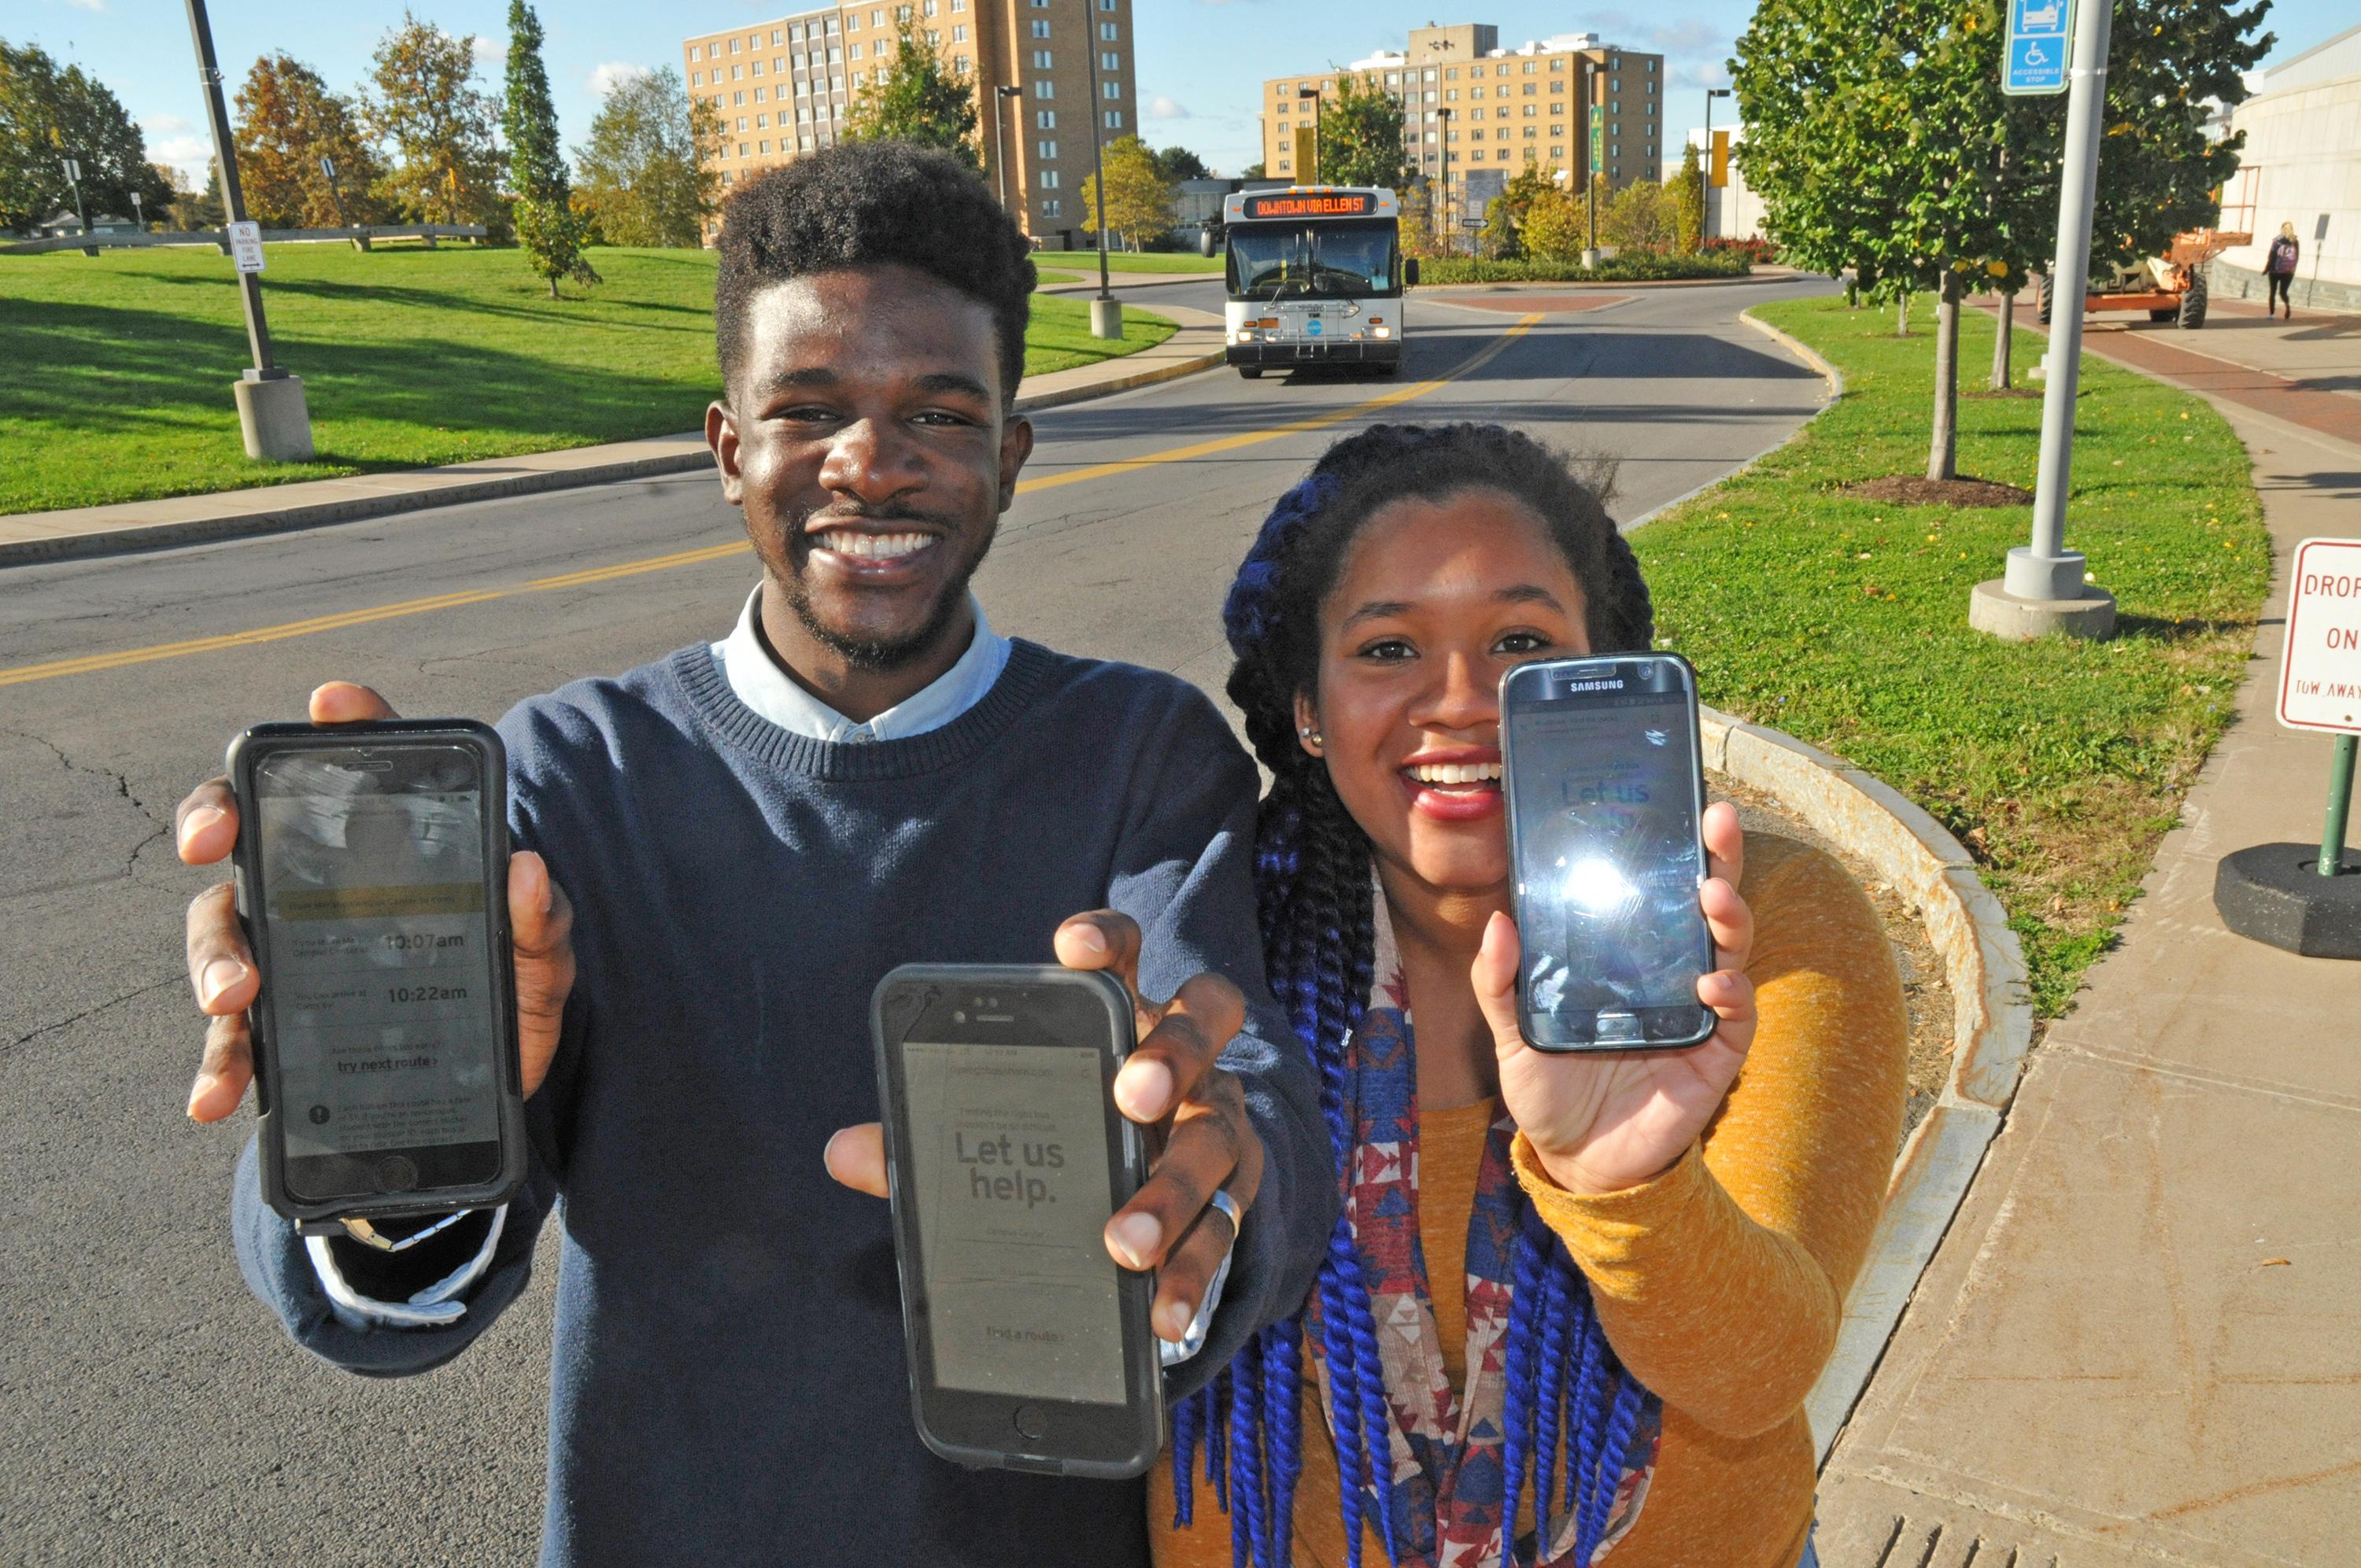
[{"x1": 13, "y1": 0, "x2": 2340, "y2": 188}]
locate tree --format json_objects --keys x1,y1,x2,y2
[
  {"x1": 0, "y1": 41, "x2": 174, "y2": 234},
  {"x1": 1736, "y1": 0, "x2": 2270, "y2": 481},
  {"x1": 1478, "y1": 162, "x2": 1557, "y2": 259},
  {"x1": 1317, "y1": 69, "x2": 1410, "y2": 190},
  {"x1": 168, "y1": 160, "x2": 224, "y2": 230},
  {"x1": 366, "y1": 11, "x2": 504, "y2": 227},
  {"x1": 843, "y1": 20, "x2": 979, "y2": 171},
  {"x1": 1082, "y1": 134, "x2": 1174, "y2": 251},
  {"x1": 1151, "y1": 145, "x2": 1208, "y2": 183},
  {"x1": 576, "y1": 67, "x2": 719, "y2": 248},
  {"x1": 504, "y1": 0, "x2": 597, "y2": 296},
  {"x1": 1602, "y1": 178, "x2": 1674, "y2": 250},
  {"x1": 1240, "y1": 160, "x2": 1266, "y2": 179},
  {"x1": 233, "y1": 53, "x2": 387, "y2": 229},
  {"x1": 1672, "y1": 142, "x2": 1704, "y2": 255},
  {"x1": 1520, "y1": 180, "x2": 1593, "y2": 262}
]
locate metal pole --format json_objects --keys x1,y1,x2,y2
[
  {"x1": 1083, "y1": 5, "x2": 1110, "y2": 286},
  {"x1": 184, "y1": 0, "x2": 280, "y2": 377},
  {"x1": 2010, "y1": 0, "x2": 2113, "y2": 603},
  {"x1": 2322, "y1": 735, "x2": 2357, "y2": 876},
  {"x1": 1702, "y1": 91, "x2": 1712, "y2": 242},
  {"x1": 992, "y1": 84, "x2": 1015, "y2": 210}
]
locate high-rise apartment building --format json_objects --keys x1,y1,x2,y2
[
  {"x1": 682, "y1": 0, "x2": 1136, "y2": 245},
  {"x1": 1260, "y1": 24, "x2": 1662, "y2": 212}
]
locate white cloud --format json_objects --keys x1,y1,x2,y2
[
  {"x1": 1147, "y1": 94, "x2": 1190, "y2": 120},
  {"x1": 471, "y1": 35, "x2": 507, "y2": 70},
  {"x1": 589, "y1": 61, "x2": 652, "y2": 98},
  {"x1": 67, "y1": 0, "x2": 106, "y2": 12},
  {"x1": 148, "y1": 132, "x2": 212, "y2": 191},
  {"x1": 142, "y1": 113, "x2": 191, "y2": 134}
]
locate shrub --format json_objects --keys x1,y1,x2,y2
[{"x1": 1413, "y1": 249, "x2": 1753, "y2": 286}]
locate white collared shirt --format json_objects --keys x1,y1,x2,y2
[{"x1": 711, "y1": 585, "x2": 1011, "y2": 743}]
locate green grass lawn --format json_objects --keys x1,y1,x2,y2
[
  {"x1": 1047, "y1": 251, "x2": 1222, "y2": 274},
  {"x1": 0, "y1": 242, "x2": 1174, "y2": 515},
  {"x1": 1635, "y1": 296, "x2": 2270, "y2": 1016}
]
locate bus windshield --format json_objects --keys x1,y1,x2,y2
[{"x1": 1229, "y1": 220, "x2": 1400, "y2": 301}]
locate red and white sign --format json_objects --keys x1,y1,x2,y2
[{"x1": 2278, "y1": 537, "x2": 2361, "y2": 733}]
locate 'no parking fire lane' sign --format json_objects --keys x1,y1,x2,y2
[{"x1": 2279, "y1": 538, "x2": 2361, "y2": 734}]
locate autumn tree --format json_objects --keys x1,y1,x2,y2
[
  {"x1": 1602, "y1": 178, "x2": 1674, "y2": 250},
  {"x1": 1317, "y1": 69, "x2": 1410, "y2": 190},
  {"x1": 1082, "y1": 134, "x2": 1174, "y2": 251},
  {"x1": 1519, "y1": 180, "x2": 1592, "y2": 261},
  {"x1": 0, "y1": 40, "x2": 175, "y2": 234},
  {"x1": 576, "y1": 67, "x2": 718, "y2": 248},
  {"x1": 1672, "y1": 142, "x2": 1704, "y2": 254},
  {"x1": 366, "y1": 11, "x2": 504, "y2": 227},
  {"x1": 502, "y1": 0, "x2": 597, "y2": 295},
  {"x1": 844, "y1": 20, "x2": 979, "y2": 170},
  {"x1": 233, "y1": 53, "x2": 386, "y2": 229},
  {"x1": 1478, "y1": 162, "x2": 1557, "y2": 259}
]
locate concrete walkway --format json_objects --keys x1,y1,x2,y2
[
  {"x1": 0, "y1": 307, "x2": 1223, "y2": 568},
  {"x1": 1818, "y1": 297, "x2": 2361, "y2": 1565}
]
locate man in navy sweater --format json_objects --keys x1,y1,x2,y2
[{"x1": 171, "y1": 144, "x2": 1333, "y2": 1565}]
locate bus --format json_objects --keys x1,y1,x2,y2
[{"x1": 1199, "y1": 186, "x2": 1419, "y2": 378}]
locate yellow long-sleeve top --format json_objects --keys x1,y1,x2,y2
[{"x1": 1151, "y1": 834, "x2": 1908, "y2": 1568}]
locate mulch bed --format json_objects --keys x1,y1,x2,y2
[{"x1": 1841, "y1": 474, "x2": 2034, "y2": 507}]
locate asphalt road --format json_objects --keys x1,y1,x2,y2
[{"x1": 0, "y1": 275, "x2": 1834, "y2": 1565}]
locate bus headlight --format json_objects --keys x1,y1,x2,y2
[{"x1": 1373, "y1": 326, "x2": 1392, "y2": 339}]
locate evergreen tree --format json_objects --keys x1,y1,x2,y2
[
  {"x1": 504, "y1": 0, "x2": 597, "y2": 296},
  {"x1": 844, "y1": 21, "x2": 980, "y2": 171},
  {"x1": 1672, "y1": 142, "x2": 1704, "y2": 255},
  {"x1": 577, "y1": 67, "x2": 719, "y2": 248},
  {"x1": 0, "y1": 40, "x2": 175, "y2": 234}
]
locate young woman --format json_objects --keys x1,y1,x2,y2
[
  {"x1": 1151, "y1": 424, "x2": 1908, "y2": 1568},
  {"x1": 2266, "y1": 222, "x2": 2300, "y2": 319}
]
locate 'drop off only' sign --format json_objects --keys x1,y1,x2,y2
[{"x1": 2278, "y1": 538, "x2": 2361, "y2": 734}]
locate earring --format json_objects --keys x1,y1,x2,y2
[{"x1": 1299, "y1": 725, "x2": 1322, "y2": 748}]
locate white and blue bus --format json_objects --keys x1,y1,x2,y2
[{"x1": 1200, "y1": 186, "x2": 1419, "y2": 378}]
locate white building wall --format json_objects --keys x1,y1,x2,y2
[{"x1": 2216, "y1": 25, "x2": 2361, "y2": 304}]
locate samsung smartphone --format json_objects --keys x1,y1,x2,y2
[
  {"x1": 1500, "y1": 654, "x2": 1718, "y2": 1052},
  {"x1": 228, "y1": 721, "x2": 527, "y2": 1226},
  {"x1": 870, "y1": 965, "x2": 1163, "y2": 1478}
]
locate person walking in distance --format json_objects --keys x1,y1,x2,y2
[{"x1": 2266, "y1": 222, "x2": 2300, "y2": 319}]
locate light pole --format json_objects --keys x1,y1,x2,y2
[
  {"x1": 1703, "y1": 87, "x2": 1730, "y2": 242},
  {"x1": 1296, "y1": 84, "x2": 1322, "y2": 184},
  {"x1": 1967, "y1": 0, "x2": 2115, "y2": 640},
  {"x1": 184, "y1": 0, "x2": 314, "y2": 460},
  {"x1": 1435, "y1": 106, "x2": 1454, "y2": 253},
  {"x1": 993, "y1": 83, "x2": 1022, "y2": 212},
  {"x1": 1080, "y1": 0, "x2": 1118, "y2": 338},
  {"x1": 1580, "y1": 59, "x2": 1602, "y2": 269}
]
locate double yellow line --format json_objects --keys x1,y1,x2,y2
[{"x1": 0, "y1": 315, "x2": 1543, "y2": 690}]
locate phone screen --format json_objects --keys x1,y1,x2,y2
[
  {"x1": 1510, "y1": 681, "x2": 1713, "y2": 1046},
  {"x1": 899, "y1": 1040, "x2": 1126, "y2": 1407},
  {"x1": 253, "y1": 745, "x2": 502, "y2": 1197}
]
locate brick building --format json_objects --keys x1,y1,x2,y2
[{"x1": 682, "y1": 0, "x2": 1136, "y2": 245}]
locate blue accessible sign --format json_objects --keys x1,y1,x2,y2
[{"x1": 2004, "y1": 0, "x2": 2073, "y2": 95}]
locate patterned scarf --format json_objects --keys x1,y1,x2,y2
[{"x1": 1302, "y1": 893, "x2": 1661, "y2": 1568}]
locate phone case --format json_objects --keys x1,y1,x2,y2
[
  {"x1": 1500, "y1": 654, "x2": 1717, "y2": 1053},
  {"x1": 227, "y1": 719, "x2": 530, "y2": 1227},
  {"x1": 870, "y1": 963, "x2": 1163, "y2": 1479}
]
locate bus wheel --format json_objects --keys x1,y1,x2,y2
[{"x1": 1237, "y1": 367, "x2": 1264, "y2": 380}]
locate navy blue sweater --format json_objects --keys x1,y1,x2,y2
[{"x1": 231, "y1": 639, "x2": 1335, "y2": 1566}]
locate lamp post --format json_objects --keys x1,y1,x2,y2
[
  {"x1": 1296, "y1": 84, "x2": 1322, "y2": 185},
  {"x1": 1080, "y1": 0, "x2": 1118, "y2": 338},
  {"x1": 1580, "y1": 60, "x2": 1602, "y2": 268},
  {"x1": 993, "y1": 83, "x2": 1022, "y2": 212},
  {"x1": 1703, "y1": 87, "x2": 1730, "y2": 242},
  {"x1": 1435, "y1": 105, "x2": 1454, "y2": 253},
  {"x1": 184, "y1": 0, "x2": 313, "y2": 459}
]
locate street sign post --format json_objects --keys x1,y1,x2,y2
[
  {"x1": 227, "y1": 220, "x2": 265, "y2": 275},
  {"x1": 2004, "y1": 0, "x2": 2073, "y2": 94},
  {"x1": 1459, "y1": 218, "x2": 1484, "y2": 229},
  {"x1": 2215, "y1": 537, "x2": 2361, "y2": 956}
]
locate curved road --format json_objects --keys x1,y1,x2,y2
[{"x1": 0, "y1": 275, "x2": 1834, "y2": 1564}]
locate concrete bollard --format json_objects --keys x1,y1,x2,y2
[
  {"x1": 1089, "y1": 296, "x2": 1122, "y2": 340},
  {"x1": 234, "y1": 374, "x2": 316, "y2": 463}
]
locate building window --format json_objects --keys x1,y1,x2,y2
[
  {"x1": 848, "y1": 41, "x2": 862, "y2": 57},
  {"x1": 728, "y1": 36, "x2": 739, "y2": 52},
  {"x1": 800, "y1": 135, "x2": 815, "y2": 150},
  {"x1": 1100, "y1": 20, "x2": 1118, "y2": 39},
  {"x1": 1031, "y1": 19, "x2": 1051, "y2": 36},
  {"x1": 690, "y1": 70, "x2": 701, "y2": 85},
  {"x1": 730, "y1": 64, "x2": 743, "y2": 79},
  {"x1": 1100, "y1": 50, "x2": 1119, "y2": 71},
  {"x1": 1035, "y1": 79, "x2": 1055, "y2": 97},
  {"x1": 737, "y1": 142, "x2": 748, "y2": 156},
  {"x1": 1042, "y1": 197, "x2": 1062, "y2": 216},
  {"x1": 924, "y1": 0, "x2": 938, "y2": 13},
  {"x1": 1036, "y1": 109, "x2": 1056, "y2": 127},
  {"x1": 926, "y1": 29, "x2": 940, "y2": 43},
  {"x1": 689, "y1": 43, "x2": 702, "y2": 60},
  {"x1": 733, "y1": 90, "x2": 745, "y2": 105},
  {"x1": 1102, "y1": 79, "x2": 1119, "y2": 98},
  {"x1": 1038, "y1": 138, "x2": 1058, "y2": 158},
  {"x1": 753, "y1": 87, "x2": 765, "y2": 101},
  {"x1": 1033, "y1": 49, "x2": 1053, "y2": 67},
  {"x1": 824, "y1": 14, "x2": 838, "y2": 31},
  {"x1": 952, "y1": 24, "x2": 966, "y2": 41},
  {"x1": 1040, "y1": 169, "x2": 1060, "y2": 188},
  {"x1": 1103, "y1": 109, "x2": 1122, "y2": 127},
  {"x1": 1277, "y1": 159, "x2": 1291, "y2": 172}
]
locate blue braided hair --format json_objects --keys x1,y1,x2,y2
[{"x1": 1171, "y1": 424, "x2": 1658, "y2": 1568}]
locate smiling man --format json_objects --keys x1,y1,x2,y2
[{"x1": 174, "y1": 144, "x2": 1332, "y2": 1566}]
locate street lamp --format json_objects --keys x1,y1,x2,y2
[
  {"x1": 1702, "y1": 87, "x2": 1731, "y2": 242},
  {"x1": 1296, "y1": 84, "x2": 1322, "y2": 185},
  {"x1": 993, "y1": 83, "x2": 1022, "y2": 212},
  {"x1": 183, "y1": 0, "x2": 313, "y2": 460},
  {"x1": 1079, "y1": 0, "x2": 1118, "y2": 339},
  {"x1": 1435, "y1": 105, "x2": 1454, "y2": 253}
]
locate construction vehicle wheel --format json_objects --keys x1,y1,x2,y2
[
  {"x1": 2149, "y1": 309, "x2": 2178, "y2": 323},
  {"x1": 2037, "y1": 271, "x2": 2054, "y2": 325},
  {"x1": 2178, "y1": 271, "x2": 2208, "y2": 330}
]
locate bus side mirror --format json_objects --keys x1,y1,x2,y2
[
  {"x1": 1199, "y1": 227, "x2": 1217, "y2": 259},
  {"x1": 1404, "y1": 258, "x2": 1421, "y2": 287}
]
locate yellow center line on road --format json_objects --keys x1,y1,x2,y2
[{"x1": 0, "y1": 315, "x2": 1547, "y2": 690}]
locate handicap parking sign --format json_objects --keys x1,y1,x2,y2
[{"x1": 2004, "y1": 0, "x2": 2071, "y2": 94}]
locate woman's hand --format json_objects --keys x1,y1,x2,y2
[{"x1": 1472, "y1": 801, "x2": 1757, "y2": 1197}]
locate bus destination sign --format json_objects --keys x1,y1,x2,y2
[{"x1": 1241, "y1": 192, "x2": 1374, "y2": 220}]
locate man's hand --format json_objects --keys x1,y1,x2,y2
[
  {"x1": 823, "y1": 911, "x2": 1263, "y2": 1348},
  {"x1": 178, "y1": 681, "x2": 576, "y2": 1123},
  {"x1": 1474, "y1": 800, "x2": 1758, "y2": 1197}
]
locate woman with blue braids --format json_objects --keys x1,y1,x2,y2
[{"x1": 1151, "y1": 423, "x2": 1908, "y2": 1568}]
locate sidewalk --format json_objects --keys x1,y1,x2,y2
[
  {"x1": 0, "y1": 306, "x2": 1223, "y2": 569},
  {"x1": 1817, "y1": 301, "x2": 2361, "y2": 1563}
]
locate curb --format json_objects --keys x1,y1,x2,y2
[
  {"x1": 1698, "y1": 706, "x2": 2035, "y2": 1464},
  {"x1": 0, "y1": 321, "x2": 1222, "y2": 571},
  {"x1": 1617, "y1": 307, "x2": 1846, "y2": 533}
]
